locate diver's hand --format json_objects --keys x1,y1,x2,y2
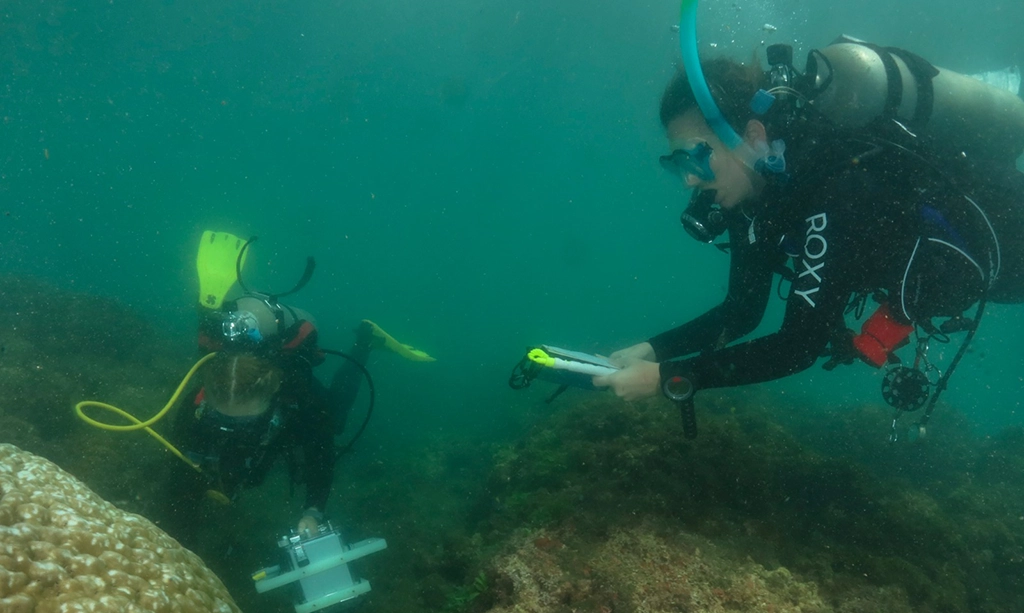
[
  {"x1": 592, "y1": 360, "x2": 661, "y2": 401},
  {"x1": 297, "y1": 509, "x2": 322, "y2": 537},
  {"x1": 608, "y1": 342, "x2": 656, "y2": 367}
]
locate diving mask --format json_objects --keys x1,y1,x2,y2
[
  {"x1": 660, "y1": 141, "x2": 715, "y2": 182},
  {"x1": 221, "y1": 310, "x2": 264, "y2": 344}
]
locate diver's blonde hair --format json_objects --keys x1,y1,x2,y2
[{"x1": 203, "y1": 353, "x2": 282, "y2": 408}]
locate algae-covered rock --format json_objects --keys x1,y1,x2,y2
[
  {"x1": 478, "y1": 392, "x2": 1024, "y2": 613},
  {"x1": 0, "y1": 275, "x2": 191, "y2": 510},
  {"x1": 484, "y1": 524, "x2": 913, "y2": 613},
  {"x1": 0, "y1": 443, "x2": 239, "y2": 612}
]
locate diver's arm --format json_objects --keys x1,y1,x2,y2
[
  {"x1": 168, "y1": 385, "x2": 203, "y2": 442},
  {"x1": 326, "y1": 321, "x2": 375, "y2": 435},
  {"x1": 302, "y1": 443, "x2": 334, "y2": 514},
  {"x1": 661, "y1": 292, "x2": 839, "y2": 389},
  {"x1": 660, "y1": 216, "x2": 846, "y2": 389},
  {"x1": 301, "y1": 396, "x2": 336, "y2": 514},
  {"x1": 297, "y1": 405, "x2": 332, "y2": 533},
  {"x1": 155, "y1": 386, "x2": 208, "y2": 547},
  {"x1": 648, "y1": 223, "x2": 778, "y2": 360},
  {"x1": 596, "y1": 225, "x2": 779, "y2": 400}
]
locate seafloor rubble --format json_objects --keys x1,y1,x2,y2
[{"x1": 0, "y1": 443, "x2": 239, "y2": 612}]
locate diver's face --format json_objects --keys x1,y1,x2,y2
[{"x1": 665, "y1": 109, "x2": 760, "y2": 210}]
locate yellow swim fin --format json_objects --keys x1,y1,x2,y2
[
  {"x1": 197, "y1": 231, "x2": 248, "y2": 309},
  {"x1": 362, "y1": 320, "x2": 436, "y2": 362}
]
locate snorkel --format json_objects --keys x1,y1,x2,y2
[{"x1": 677, "y1": 0, "x2": 785, "y2": 174}]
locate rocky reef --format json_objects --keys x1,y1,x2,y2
[
  {"x1": 453, "y1": 391, "x2": 1024, "y2": 613},
  {"x1": 483, "y1": 524, "x2": 913, "y2": 613},
  {"x1": 0, "y1": 275, "x2": 190, "y2": 512},
  {"x1": 3, "y1": 275, "x2": 1023, "y2": 613}
]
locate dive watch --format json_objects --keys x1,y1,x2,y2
[{"x1": 663, "y1": 374, "x2": 695, "y2": 402}]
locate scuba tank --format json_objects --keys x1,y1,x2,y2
[
  {"x1": 199, "y1": 294, "x2": 321, "y2": 358},
  {"x1": 801, "y1": 36, "x2": 1024, "y2": 164},
  {"x1": 673, "y1": 2, "x2": 1018, "y2": 441},
  {"x1": 230, "y1": 295, "x2": 316, "y2": 341}
]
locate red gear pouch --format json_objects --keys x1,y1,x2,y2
[{"x1": 853, "y1": 303, "x2": 914, "y2": 367}]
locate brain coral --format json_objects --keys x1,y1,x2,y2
[{"x1": 0, "y1": 443, "x2": 239, "y2": 613}]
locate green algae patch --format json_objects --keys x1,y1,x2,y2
[
  {"x1": 484, "y1": 523, "x2": 913, "y2": 613},
  {"x1": 478, "y1": 392, "x2": 1024, "y2": 613}
]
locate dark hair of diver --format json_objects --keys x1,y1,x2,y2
[
  {"x1": 660, "y1": 55, "x2": 827, "y2": 147},
  {"x1": 660, "y1": 57, "x2": 768, "y2": 131}
]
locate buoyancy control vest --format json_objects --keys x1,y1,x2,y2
[{"x1": 760, "y1": 37, "x2": 1024, "y2": 315}]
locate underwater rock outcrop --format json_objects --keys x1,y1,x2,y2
[
  {"x1": 474, "y1": 392, "x2": 1024, "y2": 613},
  {"x1": 0, "y1": 443, "x2": 239, "y2": 613},
  {"x1": 0, "y1": 275, "x2": 191, "y2": 512},
  {"x1": 483, "y1": 524, "x2": 913, "y2": 613}
]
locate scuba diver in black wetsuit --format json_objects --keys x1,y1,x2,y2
[
  {"x1": 160, "y1": 299, "x2": 381, "y2": 548},
  {"x1": 593, "y1": 20, "x2": 1024, "y2": 439},
  {"x1": 158, "y1": 232, "x2": 435, "y2": 550}
]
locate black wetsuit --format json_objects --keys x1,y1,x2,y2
[
  {"x1": 159, "y1": 332, "x2": 374, "y2": 550},
  {"x1": 654, "y1": 137, "x2": 1024, "y2": 390},
  {"x1": 159, "y1": 368, "x2": 335, "y2": 547}
]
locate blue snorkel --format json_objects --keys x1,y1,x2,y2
[
  {"x1": 679, "y1": 0, "x2": 743, "y2": 150},
  {"x1": 677, "y1": 0, "x2": 785, "y2": 174}
]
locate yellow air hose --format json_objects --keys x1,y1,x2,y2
[{"x1": 74, "y1": 353, "x2": 217, "y2": 472}]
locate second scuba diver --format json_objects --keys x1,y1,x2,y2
[
  {"x1": 157, "y1": 231, "x2": 434, "y2": 551},
  {"x1": 594, "y1": 26, "x2": 1024, "y2": 439}
]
